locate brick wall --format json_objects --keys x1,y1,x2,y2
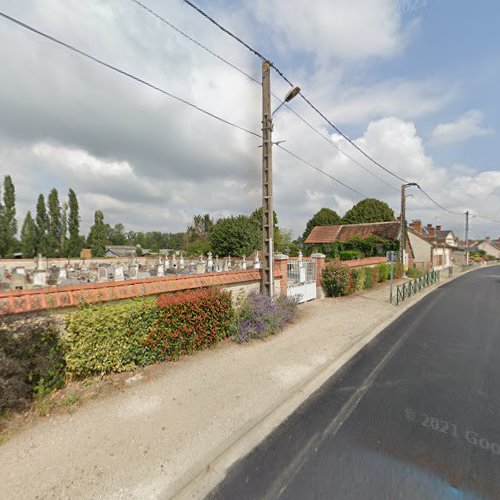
[{"x1": 0, "y1": 268, "x2": 283, "y2": 317}]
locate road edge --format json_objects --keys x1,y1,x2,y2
[{"x1": 169, "y1": 266, "x2": 483, "y2": 499}]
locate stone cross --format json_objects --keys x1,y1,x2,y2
[
  {"x1": 164, "y1": 252, "x2": 170, "y2": 270},
  {"x1": 215, "y1": 255, "x2": 220, "y2": 272},
  {"x1": 223, "y1": 257, "x2": 229, "y2": 272},
  {"x1": 241, "y1": 255, "x2": 247, "y2": 270},
  {"x1": 254, "y1": 250, "x2": 261, "y2": 269},
  {"x1": 172, "y1": 254, "x2": 177, "y2": 269},
  {"x1": 179, "y1": 252, "x2": 185, "y2": 270},
  {"x1": 157, "y1": 264, "x2": 164, "y2": 277},
  {"x1": 207, "y1": 252, "x2": 213, "y2": 272}
]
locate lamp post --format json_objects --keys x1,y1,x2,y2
[{"x1": 261, "y1": 61, "x2": 300, "y2": 297}]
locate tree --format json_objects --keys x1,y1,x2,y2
[
  {"x1": 60, "y1": 201, "x2": 68, "y2": 256},
  {"x1": 35, "y1": 193, "x2": 48, "y2": 256},
  {"x1": 2, "y1": 175, "x2": 17, "y2": 257},
  {"x1": 87, "y1": 210, "x2": 107, "y2": 257},
  {"x1": 47, "y1": 188, "x2": 62, "y2": 257},
  {"x1": 209, "y1": 215, "x2": 260, "y2": 257},
  {"x1": 302, "y1": 208, "x2": 341, "y2": 241},
  {"x1": 184, "y1": 214, "x2": 213, "y2": 250},
  {"x1": 342, "y1": 198, "x2": 395, "y2": 225},
  {"x1": 108, "y1": 223, "x2": 127, "y2": 245},
  {"x1": 67, "y1": 189, "x2": 82, "y2": 257},
  {"x1": 20, "y1": 211, "x2": 37, "y2": 258}
]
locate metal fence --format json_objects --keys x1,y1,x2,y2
[
  {"x1": 394, "y1": 270, "x2": 440, "y2": 305},
  {"x1": 287, "y1": 259, "x2": 316, "y2": 284}
]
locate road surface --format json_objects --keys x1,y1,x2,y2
[{"x1": 209, "y1": 266, "x2": 500, "y2": 499}]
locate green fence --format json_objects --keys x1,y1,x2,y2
[{"x1": 394, "y1": 270, "x2": 440, "y2": 305}]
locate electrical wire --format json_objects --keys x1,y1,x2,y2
[
  {"x1": 131, "y1": 0, "x2": 404, "y2": 195},
  {"x1": 276, "y1": 144, "x2": 368, "y2": 199},
  {"x1": 0, "y1": 10, "x2": 262, "y2": 139},
  {"x1": 129, "y1": 0, "x2": 261, "y2": 85}
]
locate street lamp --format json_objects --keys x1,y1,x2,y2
[
  {"x1": 261, "y1": 61, "x2": 300, "y2": 297},
  {"x1": 272, "y1": 85, "x2": 301, "y2": 116}
]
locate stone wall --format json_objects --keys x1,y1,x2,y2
[{"x1": 0, "y1": 269, "x2": 284, "y2": 317}]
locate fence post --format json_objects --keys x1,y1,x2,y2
[
  {"x1": 274, "y1": 254, "x2": 288, "y2": 298},
  {"x1": 311, "y1": 253, "x2": 326, "y2": 299}
]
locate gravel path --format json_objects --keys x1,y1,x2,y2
[{"x1": 0, "y1": 278, "x2": 444, "y2": 499}]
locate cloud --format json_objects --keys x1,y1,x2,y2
[
  {"x1": 431, "y1": 110, "x2": 494, "y2": 145},
  {"x1": 253, "y1": 0, "x2": 407, "y2": 62}
]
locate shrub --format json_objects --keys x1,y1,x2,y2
[
  {"x1": 364, "y1": 267, "x2": 374, "y2": 289},
  {"x1": 233, "y1": 292, "x2": 298, "y2": 343},
  {"x1": 148, "y1": 288, "x2": 233, "y2": 359},
  {"x1": 322, "y1": 260, "x2": 350, "y2": 297},
  {"x1": 376, "y1": 263, "x2": 390, "y2": 281},
  {"x1": 371, "y1": 267, "x2": 380, "y2": 285},
  {"x1": 406, "y1": 267, "x2": 424, "y2": 279},
  {"x1": 350, "y1": 267, "x2": 365, "y2": 292},
  {"x1": 64, "y1": 298, "x2": 160, "y2": 378},
  {"x1": 339, "y1": 250, "x2": 363, "y2": 261},
  {"x1": 394, "y1": 263, "x2": 404, "y2": 279},
  {"x1": 0, "y1": 316, "x2": 65, "y2": 414}
]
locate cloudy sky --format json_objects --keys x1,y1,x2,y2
[{"x1": 0, "y1": 0, "x2": 499, "y2": 239}]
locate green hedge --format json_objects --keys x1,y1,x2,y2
[
  {"x1": 364, "y1": 268, "x2": 374, "y2": 289},
  {"x1": 64, "y1": 298, "x2": 160, "y2": 378},
  {"x1": 339, "y1": 250, "x2": 363, "y2": 261},
  {"x1": 64, "y1": 288, "x2": 233, "y2": 378}
]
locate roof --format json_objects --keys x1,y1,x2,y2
[
  {"x1": 105, "y1": 246, "x2": 137, "y2": 257},
  {"x1": 305, "y1": 221, "x2": 400, "y2": 244}
]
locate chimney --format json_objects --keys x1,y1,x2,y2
[
  {"x1": 436, "y1": 225, "x2": 442, "y2": 231},
  {"x1": 426, "y1": 223, "x2": 435, "y2": 238},
  {"x1": 409, "y1": 219, "x2": 422, "y2": 234},
  {"x1": 485, "y1": 236, "x2": 491, "y2": 244}
]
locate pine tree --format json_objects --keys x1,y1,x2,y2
[
  {"x1": 60, "y1": 201, "x2": 68, "y2": 256},
  {"x1": 67, "y1": 188, "x2": 82, "y2": 257},
  {"x1": 21, "y1": 211, "x2": 37, "y2": 258},
  {"x1": 35, "y1": 193, "x2": 48, "y2": 256},
  {"x1": 87, "y1": 210, "x2": 107, "y2": 257},
  {"x1": 3, "y1": 175, "x2": 17, "y2": 257},
  {"x1": 47, "y1": 188, "x2": 62, "y2": 257}
]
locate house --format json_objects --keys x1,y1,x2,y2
[
  {"x1": 478, "y1": 237, "x2": 500, "y2": 258},
  {"x1": 105, "y1": 246, "x2": 138, "y2": 258},
  {"x1": 408, "y1": 220, "x2": 458, "y2": 270},
  {"x1": 304, "y1": 221, "x2": 414, "y2": 267}
]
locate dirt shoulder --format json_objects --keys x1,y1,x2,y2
[{"x1": 0, "y1": 273, "x2": 458, "y2": 499}]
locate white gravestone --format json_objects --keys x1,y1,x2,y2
[{"x1": 114, "y1": 266, "x2": 125, "y2": 281}]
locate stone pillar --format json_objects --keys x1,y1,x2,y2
[
  {"x1": 311, "y1": 253, "x2": 326, "y2": 299},
  {"x1": 274, "y1": 254, "x2": 288, "y2": 297}
]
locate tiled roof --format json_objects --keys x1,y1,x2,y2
[{"x1": 305, "y1": 221, "x2": 400, "y2": 244}]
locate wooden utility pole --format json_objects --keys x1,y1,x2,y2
[
  {"x1": 400, "y1": 184, "x2": 406, "y2": 266},
  {"x1": 261, "y1": 61, "x2": 273, "y2": 297}
]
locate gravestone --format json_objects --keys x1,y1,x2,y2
[
  {"x1": 195, "y1": 255, "x2": 205, "y2": 274},
  {"x1": 179, "y1": 253, "x2": 185, "y2": 270},
  {"x1": 241, "y1": 255, "x2": 247, "y2": 270},
  {"x1": 33, "y1": 270, "x2": 47, "y2": 287},
  {"x1": 11, "y1": 273, "x2": 27, "y2": 290},
  {"x1": 97, "y1": 267, "x2": 108, "y2": 283},
  {"x1": 129, "y1": 264, "x2": 139, "y2": 280},
  {"x1": 57, "y1": 268, "x2": 68, "y2": 285},
  {"x1": 157, "y1": 264, "x2": 164, "y2": 277},
  {"x1": 254, "y1": 251, "x2": 261, "y2": 269},
  {"x1": 114, "y1": 266, "x2": 125, "y2": 282},
  {"x1": 207, "y1": 252, "x2": 213, "y2": 272}
]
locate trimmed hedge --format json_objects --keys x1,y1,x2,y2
[
  {"x1": 64, "y1": 288, "x2": 233, "y2": 377},
  {"x1": 1, "y1": 316, "x2": 65, "y2": 414},
  {"x1": 64, "y1": 298, "x2": 160, "y2": 378},
  {"x1": 339, "y1": 250, "x2": 363, "y2": 261},
  {"x1": 148, "y1": 288, "x2": 233, "y2": 359}
]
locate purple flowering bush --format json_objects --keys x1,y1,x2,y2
[{"x1": 233, "y1": 292, "x2": 298, "y2": 343}]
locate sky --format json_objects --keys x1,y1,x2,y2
[{"x1": 0, "y1": 0, "x2": 498, "y2": 240}]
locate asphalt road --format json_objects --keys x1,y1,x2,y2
[{"x1": 208, "y1": 266, "x2": 500, "y2": 500}]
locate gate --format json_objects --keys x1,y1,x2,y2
[{"x1": 287, "y1": 259, "x2": 317, "y2": 303}]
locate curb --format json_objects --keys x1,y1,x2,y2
[{"x1": 168, "y1": 266, "x2": 483, "y2": 499}]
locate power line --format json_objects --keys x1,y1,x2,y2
[
  {"x1": 180, "y1": 0, "x2": 411, "y2": 184},
  {"x1": 132, "y1": 0, "x2": 404, "y2": 195},
  {"x1": 0, "y1": 10, "x2": 261, "y2": 139},
  {"x1": 129, "y1": 0, "x2": 261, "y2": 86},
  {"x1": 416, "y1": 186, "x2": 463, "y2": 216},
  {"x1": 276, "y1": 144, "x2": 368, "y2": 199}
]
